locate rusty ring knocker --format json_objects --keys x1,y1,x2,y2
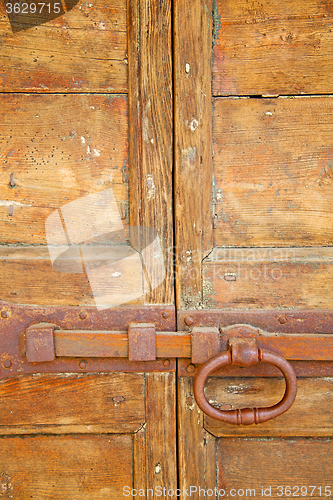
[{"x1": 193, "y1": 341, "x2": 297, "y2": 425}]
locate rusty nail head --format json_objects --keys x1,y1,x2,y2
[
  {"x1": 278, "y1": 316, "x2": 287, "y2": 324},
  {"x1": 162, "y1": 311, "x2": 170, "y2": 319},
  {"x1": 184, "y1": 316, "x2": 194, "y2": 326},
  {"x1": 79, "y1": 360, "x2": 87, "y2": 369},
  {"x1": 79, "y1": 311, "x2": 87, "y2": 320},
  {"x1": 186, "y1": 363, "x2": 196, "y2": 374},
  {"x1": 3, "y1": 359, "x2": 12, "y2": 369},
  {"x1": 112, "y1": 396, "x2": 125, "y2": 403},
  {"x1": 163, "y1": 359, "x2": 171, "y2": 367},
  {"x1": 1, "y1": 310, "x2": 9, "y2": 319},
  {"x1": 224, "y1": 273, "x2": 237, "y2": 282}
]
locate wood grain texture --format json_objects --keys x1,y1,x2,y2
[
  {"x1": 0, "y1": 0, "x2": 127, "y2": 92},
  {"x1": 213, "y1": 97, "x2": 333, "y2": 247},
  {"x1": 178, "y1": 375, "x2": 216, "y2": 496},
  {"x1": 0, "y1": 94, "x2": 128, "y2": 244},
  {"x1": 133, "y1": 372, "x2": 177, "y2": 499},
  {"x1": 174, "y1": 0, "x2": 213, "y2": 309},
  {"x1": 0, "y1": 434, "x2": 132, "y2": 499},
  {"x1": 128, "y1": 0, "x2": 174, "y2": 305},
  {"x1": 203, "y1": 247, "x2": 333, "y2": 309},
  {"x1": 144, "y1": 372, "x2": 177, "y2": 498},
  {"x1": 213, "y1": 0, "x2": 333, "y2": 96},
  {"x1": 216, "y1": 438, "x2": 333, "y2": 498},
  {"x1": 0, "y1": 94, "x2": 131, "y2": 306},
  {"x1": 205, "y1": 377, "x2": 333, "y2": 437},
  {"x1": 0, "y1": 372, "x2": 145, "y2": 434}
]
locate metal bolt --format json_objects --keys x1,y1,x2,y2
[
  {"x1": 79, "y1": 311, "x2": 87, "y2": 320},
  {"x1": 79, "y1": 360, "x2": 87, "y2": 369},
  {"x1": 278, "y1": 316, "x2": 287, "y2": 324},
  {"x1": 186, "y1": 363, "x2": 196, "y2": 374},
  {"x1": 3, "y1": 359, "x2": 12, "y2": 369},
  {"x1": 184, "y1": 316, "x2": 194, "y2": 326},
  {"x1": 162, "y1": 311, "x2": 170, "y2": 319},
  {"x1": 1, "y1": 311, "x2": 9, "y2": 319},
  {"x1": 163, "y1": 359, "x2": 171, "y2": 367}
]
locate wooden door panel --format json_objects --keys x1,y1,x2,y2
[
  {"x1": 216, "y1": 438, "x2": 333, "y2": 500},
  {"x1": 0, "y1": 93, "x2": 129, "y2": 307},
  {"x1": 212, "y1": 0, "x2": 333, "y2": 96},
  {"x1": 203, "y1": 247, "x2": 333, "y2": 310},
  {"x1": 175, "y1": 0, "x2": 333, "y2": 497},
  {"x1": 0, "y1": 434, "x2": 132, "y2": 499},
  {"x1": 204, "y1": 377, "x2": 333, "y2": 437},
  {"x1": 0, "y1": 0, "x2": 127, "y2": 93},
  {"x1": 212, "y1": 96, "x2": 333, "y2": 247},
  {"x1": 0, "y1": 371, "x2": 177, "y2": 498},
  {"x1": 179, "y1": 369, "x2": 333, "y2": 498},
  {"x1": 1, "y1": 1, "x2": 176, "y2": 498},
  {"x1": 0, "y1": 372, "x2": 145, "y2": 434}
]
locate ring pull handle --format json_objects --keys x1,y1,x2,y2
[{"x1": 193, "y1": 338, "x2": 297, "y2": 425}]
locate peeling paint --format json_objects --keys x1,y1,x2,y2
[
  {"x1": 146, "y1": 174, "x2": 156, "y2": 200},
  {"x1": 0, "y1": 200, "x2": 31, "y2": 207}
]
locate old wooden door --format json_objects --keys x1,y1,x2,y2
[
  {"x1": 0, "y1": 0, "x2": 177, "y2": 497},
  {"x1": 1, "y1": 0, "x2": 333, "y2": 498},
  {"x1": 174, "y1": 0, "x2": 333, "y2": 497}
]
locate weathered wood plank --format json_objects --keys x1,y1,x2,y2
[
  {"x1": 144, "y1": 372, "x2": 177, "y2": 498},
  {"x1": 0, "y1": 372, "x2": 145, "y2": 434},
  {"x1": 178, "y1": 376, "x2": 216, "y2": 496},
  {"x1": 213, "y1": 0, "x2": 333, "y2": 95},
  {"x1": 203, "y1": 247, "x2": 333, "y2": 309},
  {"x1": 213, "y1": 97, "x2": 333, "y2": 247},
  {"x1": 0, "y1": 434, "x2": 132, "y2": 498},
  {"x1": 0, "y1": 94, "x2": 128, "y2": 244},
  {"x1": 128, "y1": 0, "x2": 174, "y2": 305},
  {"x1": 216, "y1": 438, "x2": 333, "y2": 498},
  {"x1": 174, "y1": 0, "x2": 213, "y2": 309},
  {"x1": 0, "y1": 94, "x2": 132, "y2": 306},
  {"x1": 0, "y1": 0, "x2": 127, "y2": 92},
  {"x1": 205, "y1": 377, "x2": 333, "y2": 437}
]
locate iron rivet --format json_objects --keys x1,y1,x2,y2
[
  {"x1": 1, "y1": 311, "x2": 9, "y2": 319},
  {"x1": 162, "y1": 311, "x2": 170, "y2": 319},
  {"x1": 79, "y1": 360, "x2": 87, "y2": 369},
  {"x1": 278, "y1": 316, "x2": 287, "y2": 324},
  {"x1": 79, "y1": 311, "x2": 87, "y2": 320},
  {"x1": 163, "y1": 359, "x2": 171, "y2": 367},
  {"x1": 3, "y1": 359, "x2": 12, "y2": 369},
  {"x1": 186, "y1": 363, "x2": 196, "y2": 374},
  {"x1": 184, "y1": 316, "x2": 194, "y2": 326}
]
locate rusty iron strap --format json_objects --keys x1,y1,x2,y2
[{"x1": 24, "y1": 325, "x2": 333, "y2": 362}]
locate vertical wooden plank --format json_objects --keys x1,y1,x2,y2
[
  {"x1": 174, "y1": 0, "x2": 213, "y2": 309},
  {"x1": 134, "y1": 372, "x2": 177, "y2": 499},
  {"x1": 128, "y1": 0, "x2": 174, "y2": 305},
  {"x1": 178, "y1": 373, "x2": 216, "y2": 499},
  {"x1": 146, "y1": 372, "x2": 177, "y2": 498}
]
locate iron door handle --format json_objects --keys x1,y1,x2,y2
[{"x1": 193, "y1": 339, "x2": 297, "y2": 425}]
